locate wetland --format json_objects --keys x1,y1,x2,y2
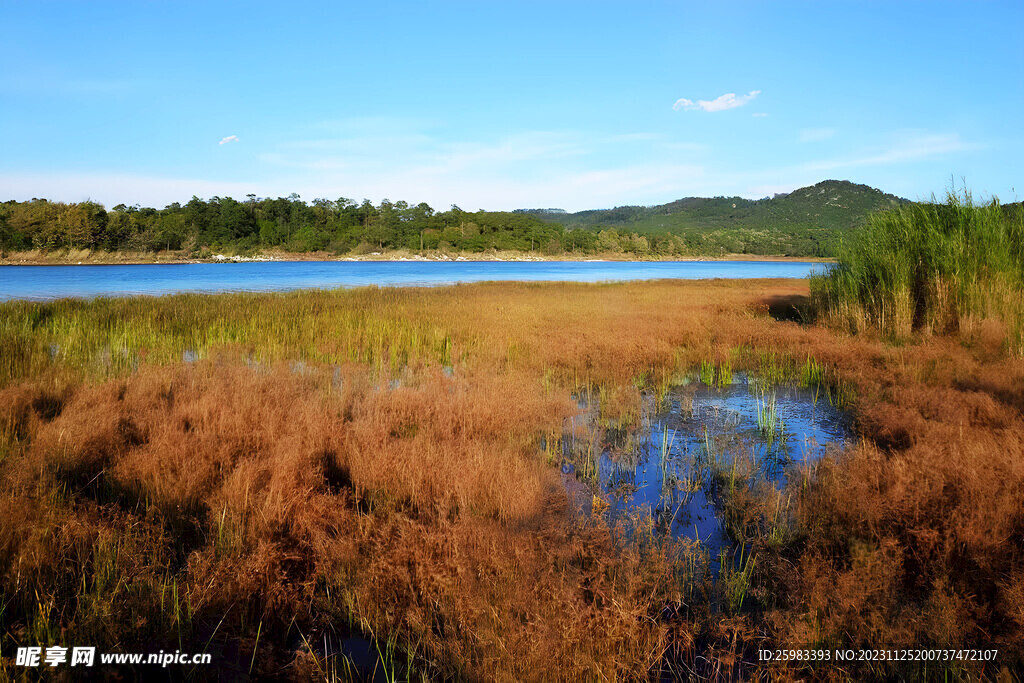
[{"x1": 0, "y1": 195, "x2": 1022, "y2": 681}]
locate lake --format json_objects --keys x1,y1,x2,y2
[{"x1": 0, "y1": 259, "x2": 828, "y2": 301}]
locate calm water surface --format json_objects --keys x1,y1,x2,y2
[
  {"x1": 0, "y1": 260, "x2": 827, "y2": 301},
  {"x1": 559, "y1": 376, "x2": 850, "y2": 559}
]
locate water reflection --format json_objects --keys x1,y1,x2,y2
[{"x1": 559, "y1": 374, "x2": 850, "y2": 558}]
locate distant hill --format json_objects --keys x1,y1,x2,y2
[
  {"x1": 522, "y1": 180, "x2": 908, "y2": 257},
  {"x1": 536, "y1": 180, "x2": 906, "y2": 231}
]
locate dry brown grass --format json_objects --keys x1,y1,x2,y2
[{"x1": 1, "y1": 278, "x2": 1022, "y2": 680}]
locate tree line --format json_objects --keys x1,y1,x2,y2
[{"x1": 0, "y1": 195, "x2": 696, "y2": 257}]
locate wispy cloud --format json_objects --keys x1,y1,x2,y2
[
  {"x1": 0, "y1": 172, "x2": 266, "y2": 208},
  {"x1": 673, "y1": 90, "x2": 760, "y2": 112},
  {"x1": 803, "y1": 133, "x2": 977, "y2": 171},
  {"x1": 4, "y1": 126, "x2": 982, "y2": 212},
  {"x1": 751, "y1": 112, "x2": 769, "y2": 118},
  {"x1": 602, "y1": 132, "x2": 663, "y2": 144},
  {"x1": 265, "y1": 130, "x2": 587, "y2": 179},
  {"x1": 218, "y1": 135, "x2": 240, "y2": 145},
  {"x1": 441, "y1": 132, "x2": 588, "y2": 168},
  {"x1": 19, "y1": 125, "x2": 977, "y2": 213},
  {"x1": 1, "y1": 123, "x2": 710, "y2": 211},
  {"x1": 798, "y1": 128, "x2": 835, "y2": 143},
  {"x1": 0, "y1": 163, "x2": 710, "y2": 213},
  {"x1": 665, "y1": 141, "x2": 709, "y2": 152},
  {"x1": 248, "y1": 123, "x2": 717, "y2": 209}
]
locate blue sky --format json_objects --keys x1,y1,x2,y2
[{"x1": 1, "y1": 1, "x2": 1021, "y2": 211}]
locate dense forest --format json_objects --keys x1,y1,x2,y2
[
  {"x1": 0, "y1": 181, "x2": 921, "y2": 259},
  {"x1": 0, "y1": 195, "x2": 692, "y2": 258}
]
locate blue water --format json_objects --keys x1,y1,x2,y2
[
  {"x1": 0, "y1": 260, "x2": 827, "y2": 301},
  {"x1": 560, "y1": 376, "x2": 850, "y2": 559}
]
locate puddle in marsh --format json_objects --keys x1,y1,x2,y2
[{"x1": 557, "y1": 374, "x2": 851, "y2": 559}]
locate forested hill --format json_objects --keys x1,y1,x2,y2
[
  {"x1": 519, "y1": 180, "x2": 908, "y2": 256},
  {"x1": 527, "y1": 180, "x2": 905, "y2": 230},
  {"x1": 2, "y1": 180, "x2": 909, "y2": 259}
]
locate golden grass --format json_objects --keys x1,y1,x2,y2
[{"x1": 1, "y1": 278, "x2": 1022, "y2": 679}]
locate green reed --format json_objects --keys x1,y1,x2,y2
[
  {"x1": 811, "y1": 190, "x2": 1024, "y2": 348},
  {"x1": 756, "y1": 391, "x2": 783, "y2": 446}
]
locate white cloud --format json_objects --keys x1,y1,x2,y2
[
  {"x1": 673, "y1": 90, "x2": 760, "y2": 112},
  {"x1": 218, "y1": 135, "x2": 240, "y2": 145},
  {"x1": 751, "y1": 112, "x2": 769, "y2": 118},
  {"x1": 798, "y1": 128, "x2": 835, "y2": 143}
]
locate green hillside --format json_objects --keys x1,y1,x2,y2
[{"x1": 524, "y1": 180, "x2": 908, "y2": 257}]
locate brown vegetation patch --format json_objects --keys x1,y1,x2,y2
[{"x1": 1, "y1": 279, "x2": 1022, "y2": 679}]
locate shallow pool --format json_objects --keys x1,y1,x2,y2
[{"x1": 558, "y1": 374, "x2": 851, "y2": 558}]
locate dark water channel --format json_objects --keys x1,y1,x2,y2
[{"x1": 558, "y1": 374, "x2": 851, "y2": 560}]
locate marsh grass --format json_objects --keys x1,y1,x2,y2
[
  {"x1": 0, "y1": 289, "x2": 459, "y2": 387},
  {"x1": 719, "y1": 544, "x2": 757, "y2": 615},
  {"x1": 798, "y1": 355, "x2": 825, "y2": 388},
  {"x1": 716, "y1": 358, "x2": 733, "y2": 387},
  {"x1": 699, "y1": 360, "x2": 716, "y2": 386},
  {"x1": 0, "y1": 278, "x2": 1021, "y2": 678},
  {"x1": 755, "y1": 391, "x2": 784, "y2": 447},
  {"x1": 811, "y1": 190, "x2": 1024, "y2": 350}
]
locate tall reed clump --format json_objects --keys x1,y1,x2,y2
[{"x1": 810, "y1": 191, "x2": 1024, "y2": 350}]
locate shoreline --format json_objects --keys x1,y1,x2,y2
[{"x1": 0, "y1": 248, "x2": 836, "y2": 266}]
